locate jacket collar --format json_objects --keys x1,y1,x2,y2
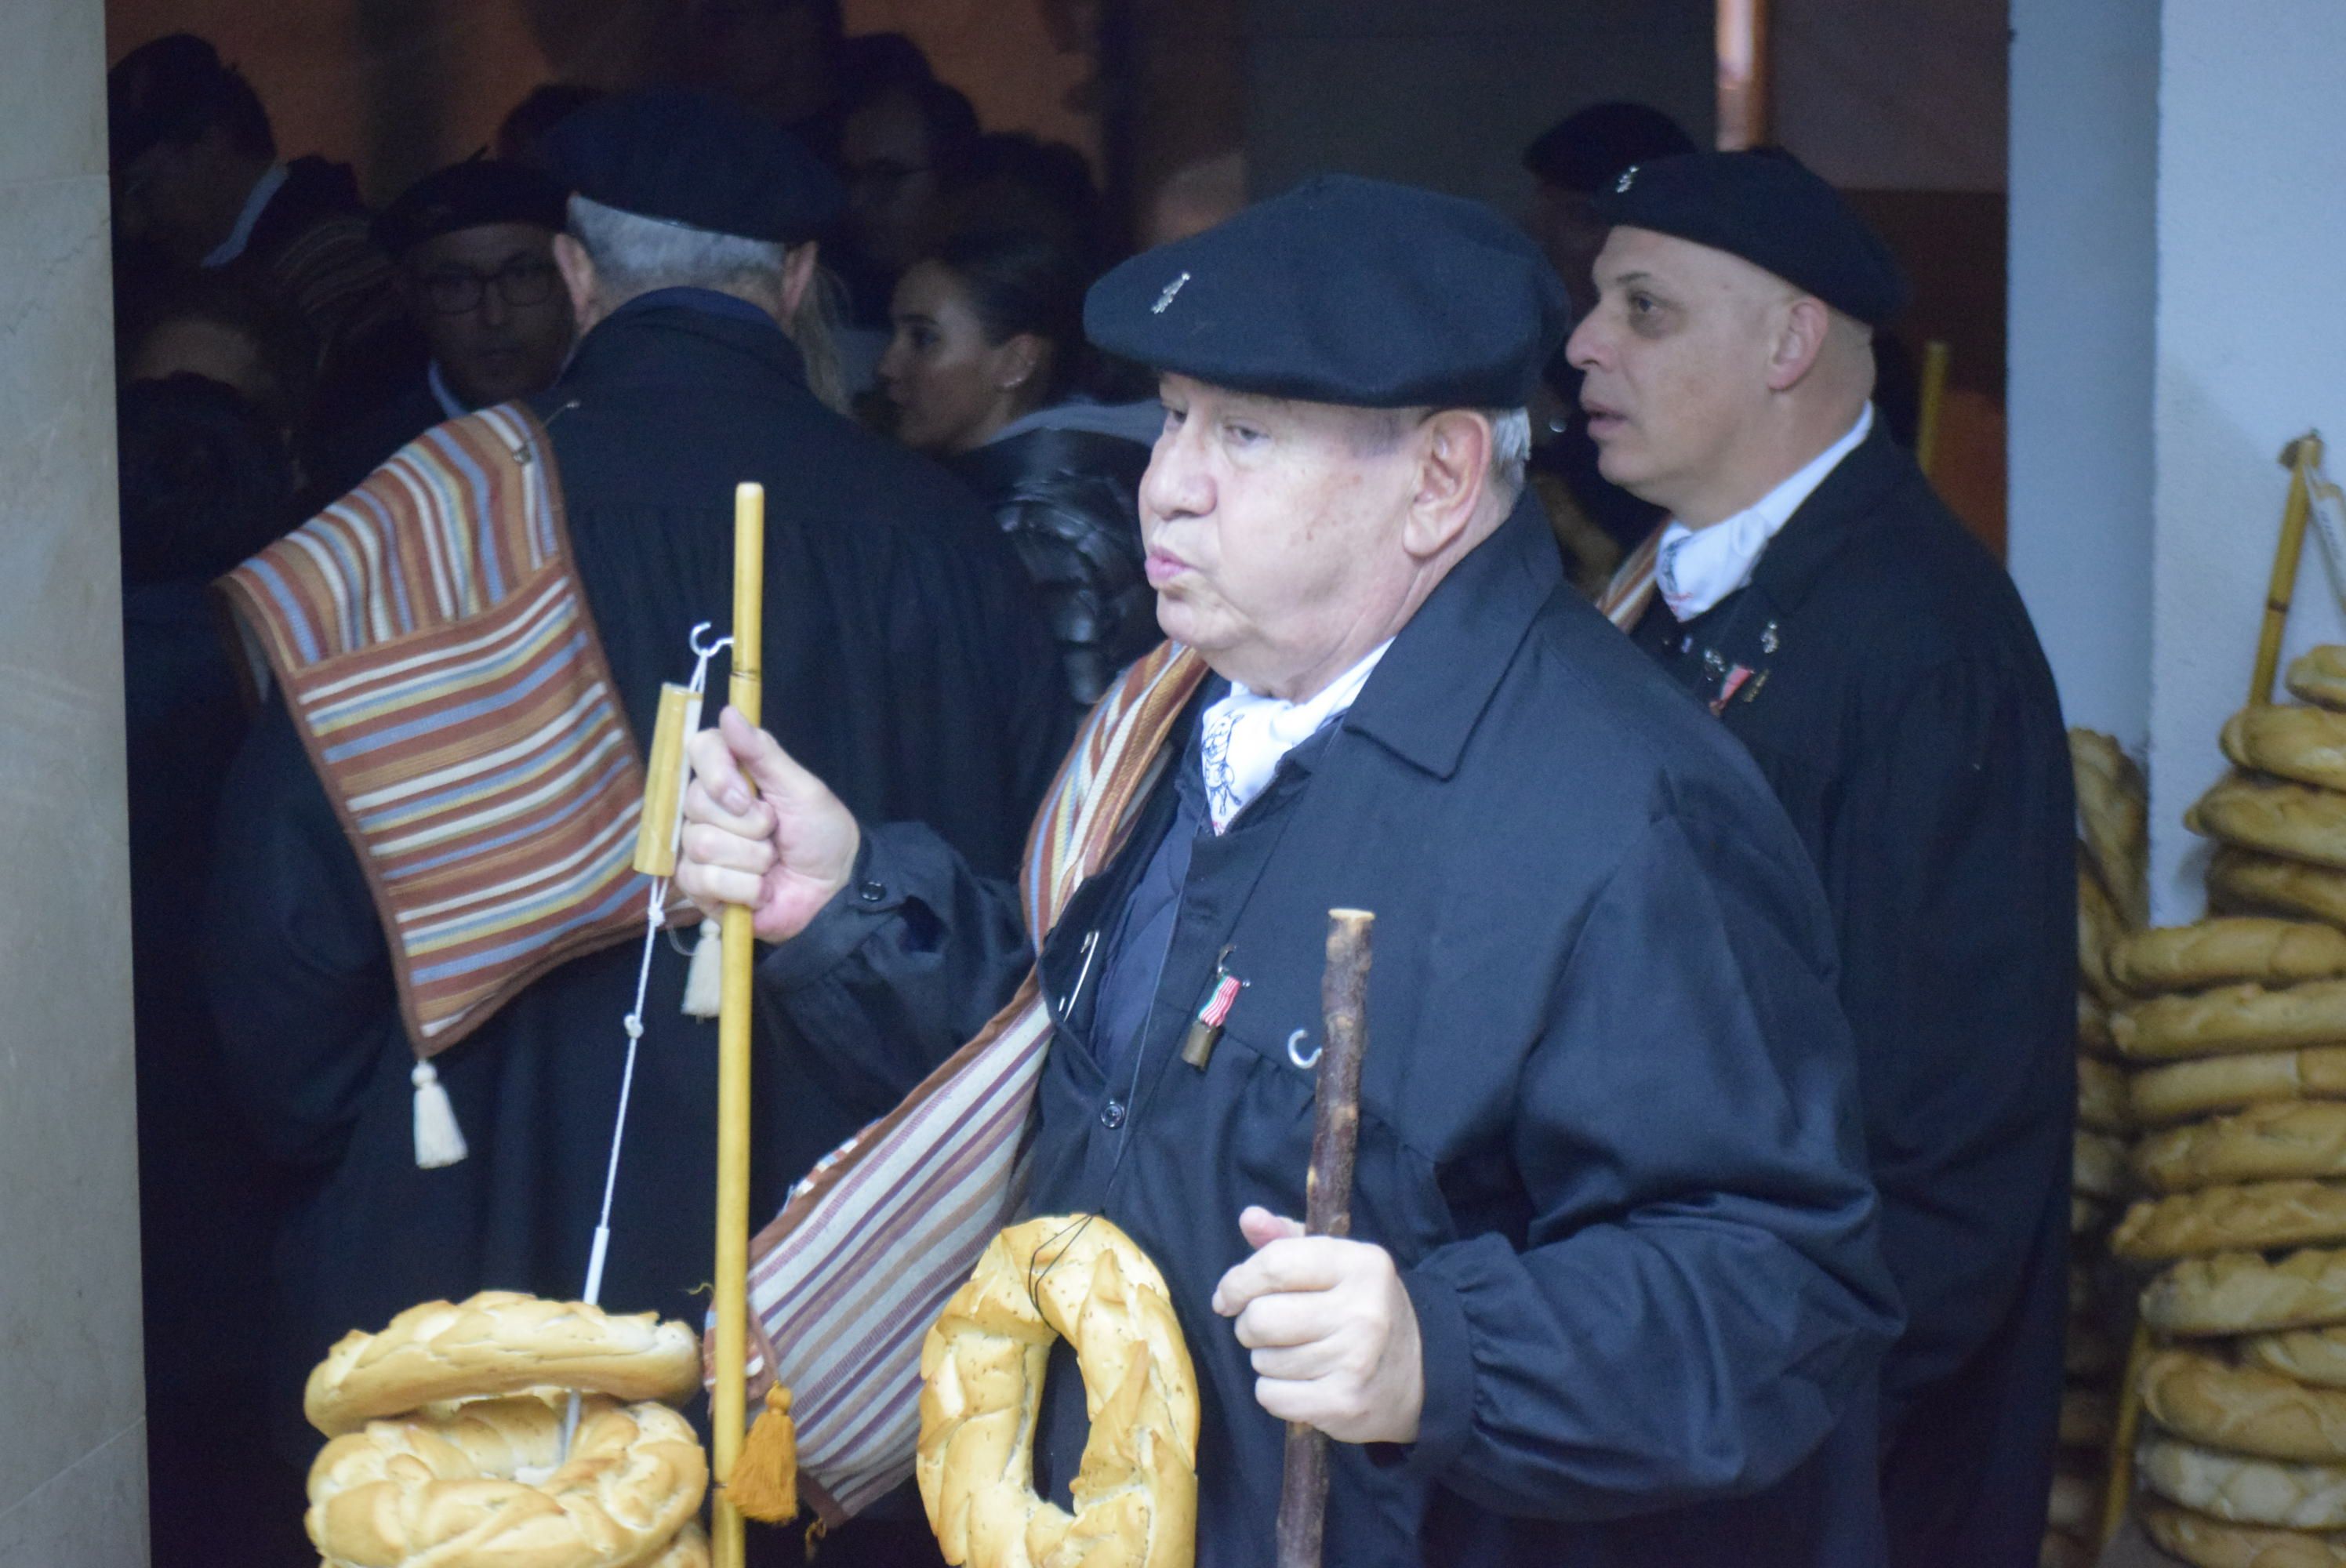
[
  {"x1": 1739, "y1": 419, "x2": 1918, "y2": 619},
  {"x1": 1338, "y1": 491, "x2": 1562, "y2": 780}
]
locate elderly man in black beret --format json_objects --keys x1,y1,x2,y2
[
  {"x1": 1574, "y1": 151, "x2": 2075, "y2": 1567},
  {"x1": 677, "y1": 172, "x2": 1901, "y2": 1564},
  {"x1": 202, "y1": 89, "x2": 1063, "y2": 1494}
]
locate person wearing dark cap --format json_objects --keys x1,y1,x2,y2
[
  {"x1": 674, "y1": 172, "x2": 1899, "y2": 1565},
  {"x1": 108, "y1": 33, "x2": 416, "y2": 436},
  {"x1": 307, "y1": 158, "x2": 577, "y2": 503},
  {"x1": 1574, "y1": 150, "x2": 2074, "y2": 1568},
  {"x1": 202, "y1": 86, "x2": 1066, "y2": 1516}
]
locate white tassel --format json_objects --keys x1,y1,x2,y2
[
  {"x1": 411, "y1": 1060, "x2": 469, "y2": 1168},
  {"x1": 682, "y1": 918, "x2": 723, "y2": 1018}
]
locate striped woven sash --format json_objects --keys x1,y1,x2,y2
[
  {"x1": 740, "y1": 639, "x2": 1210, "y2": 1522},
  {"x1": 219, "y1": 405, "x2": 657, "y2": 1054},
  {"x1": 1596, "y1": 521, "x2": 1667, "y2": 630}
]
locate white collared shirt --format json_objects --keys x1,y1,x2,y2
[
  {"x1": 1199, "y1": 640, "x2": 1391, "y2": 833},
  {"x1": 426, "y1": 361, "x2": 470, "y2": 420},
  {"x1": 201, "y1": 163, "x2": 289, "y2": 270},
  {"x1": 1656, "y1": 403, "x2": 1874, "y2": 620}
]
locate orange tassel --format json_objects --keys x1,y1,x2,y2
[{"x1": 728, "y1": 1383, "x2": 798, "y2": 1524}]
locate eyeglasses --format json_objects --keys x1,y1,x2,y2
[{"x1": 419, "y1": 257, "x2": 561, "y2": 316}]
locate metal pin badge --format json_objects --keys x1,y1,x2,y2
[
  {"x1": 1153, "y1": 271, "x2": 1192, "y2": 314},
  {"x1": 1760, "y1": 620, "x2": 1781, "y2": 655}
]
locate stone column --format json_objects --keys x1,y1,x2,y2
[{"x1": 0, "y1": 0, "x2": 151, "y2": 1563}]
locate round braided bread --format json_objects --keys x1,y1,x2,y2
[
  {"x1": 2115, "y1": 918, "x2": 2346, "y2": 996},
  {"x1": 2137, "y1": 1104, "x2": 2346, "y2": 1194},
  {"x1": 2145, "y1": 1249, "x2": 2346, "y2": 1338},
  {"x1": 306, "y1": 1292, "x2": 701, "y2": 1437},
  {"x1": 2115, "y1": 1181, "x2": 2346, "y2": 1261},
  {"x1": 2133, "y1": 1049, "x2": 2346, "y2": 1127},
  {"x1": 2191, "y1": 774, "x2": 2346, "y2": 874},
  {"x1": 2141, "y1": 1436, "x2": 2346, "y2": 1529},
  {"x1": 2143, "y1": 1348, "x2": 2346, "y2": 1461},
  {"x1": 2210, "y1": 848, "x2": 2346, "y2": 933},
  {"x1": 2079, "y1": 1057, "x2": 2130, "y2": 1134},
  {"x1": 306, "y1": 1395, "x2": 706, "y2": 1568},
  {"x1": 2112, "y1": 979, "x2": 2346, "y2": 1063},
  {"x1": 918, "y1": 1215, "x2": 1198, "y2": 1568},
  {"x1": 2075, "y1": 1128, "x2": 2130, "y2": 1198},
  {"x1": 2291, "y1": 649, "x2": 2346, "y2": 713},
  {"x1": 2227, "y1": 706, "x2": 2346, "y2": 798},
  {"x1": 2246, "y1": 1329, "x2": 2346, "y2": 1390},
  {"x1": 2144, "y1": 1502, "x2": 2346, "y2": 1568}
]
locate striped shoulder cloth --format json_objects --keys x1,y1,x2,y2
[
  {"x1": 219, "y1": 404, "x2": 658, "y2": 1058},
  {"x1": 739, "y1": 638, "x2": 1210, "y2": 1522}
]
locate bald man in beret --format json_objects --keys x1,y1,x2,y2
[
  {"x1": 1571, "y1": 151, "x2": 2074, "y2": 1566},
  {"x1": 679, "y1": 173, "x2": 1901, "y2": 1564}
]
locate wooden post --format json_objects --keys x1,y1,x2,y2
[
  {"x1": 1274, "y1": 909, "x2": 1374, "y2": 1568},
  {"x1": 711, "y1": 483, "x2": 764, "y2": 1568},
  {"x1": 1915, "y1": 340, "x2": 1951, "y2": 478},
  {"x1": 2251, "y1": 433, "x2": 2323, "y2": 706}
]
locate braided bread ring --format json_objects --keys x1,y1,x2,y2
[
  {"x1": 2246, "y1": 1329, "x2": 2346, "y2": 1389},
  {"x1": 306, "y1": 1395, "x2": 708, "y2": 1568},
  {"x1": 2115, "y1": 918, "x2": 2346, "y2": 996},
  {"x1": 306, "y1": 1292, "x2": 701, "y2": 1437},
  {"x1": 2137, "y1": 1105, "x2": 2346, "y2": 1194},
  {"x1": 2113, "y1": 978, "x2": 2346, "y2": 1062},
  {"x1": 918, "y1": 1215, "x2": 1199, "y2": 1568},
  {"x1": 2142, "y1": 1436, "x2": 2346, "y2": 1529},
  {"x1": 2144, "y1": 1502, "x2": 2346, "y2": 1568},
  {"x1": 2292, "y1": 649, "x2": 2346, "y2": 713},
  {"x1": 2144, "y1": 1348, "x2": 2346, "y2": 1461},
  {"x1": 2146, "y1": 1249, "x2": 2346, "y2": 1338},
  {"x1": 2117, "y1": 1181, "x2": 2346, "y2": 1261}
]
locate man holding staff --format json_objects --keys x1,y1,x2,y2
[{"x1": 681, "y1": 175, "x2": 1901, "y2": 1563}]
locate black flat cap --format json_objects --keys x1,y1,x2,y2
[
  {"x1": 1085, "y1": 173, "x2": 1569, "y2": 409},
  {"x1": 374, "y1": 158, "x2": 569, "y2": 260},
  {"x1": 108, "y1": 33, "x2": 265, "y2": 173},
  {"x1": 542, "y1": 89, "x2": 843, "y2": 245},
  {"x1": 1594, "y1": 150, "x2": 1908, "y2": 326},
  {"x1": 1522, "y1": 101, "x2": 1695, "y2": 194}
]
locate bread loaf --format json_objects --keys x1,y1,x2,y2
[
  {"x1": 2136, "y1": 1104, "x2": 2346, "y2": 1193},
  {"x1": 2115, "y1": 920, "x2": 2346, "y2": 996},
  {"x1": 2073, "y1": 728, "x2": 2150, "y2": 927},
  {"x1": 2144, "y1": 1501, "x2": 2346, "y2": 1568},
  {"x1": 2114, "y1": 1181, "x2": 2346, "y2": 1261},
  {"x1": 2227, "y1": 705, "x2": 2346, "y2": 796},
  {"x1": 2144, "y1": 1248, "x2": 2346, "y2": 1337},
  {"x1": 2247, "y1": 1328, "x2": 2346, "y2": 1390},
  {"x1": 2192, "y1": 774, "x2": 2346, "y2": 873},
  {"x1": 2143, "y1": 1348, "x2": 2346, "y2": 1461},
  {"x1": 2211, "y1": 848, "x2": 2346, "y2": 934},
  {"x1": 2080, "y1": 855, "x2": 2126, "y2": 1005},
  {"x1": 2079, "y1": 1056, "x2": 2130, "y2": 1134},
  {"x1": 2290, "y1": 648, "x2": 2346, "y2": 712},
  {"x1": 305, "y1": 1291, "x2": 703, "y2": 1437},
  {"x1": 2082, "y1": 993, "x2": 2115, "y2": 1054},
  {"x1": 2141, "y1": 1437, "x2": 2346, "y2": 1529},
  {"x1": 2112, "y1": 979, "x2": 2346, "y2": 1062},
  {"x1": 2131, "y1": 1048, "x2": 2346, "y2": 1127}
]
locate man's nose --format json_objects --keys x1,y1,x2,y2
[
  {"x1": 1139, "y1": 429, "x2": 1210, "y2": 521},
  {"x1": 478, "y1": 285, "x2": 510, "y2": 327},
  {"x1": 1563, "y1": 309, "x2": 1606, "y2": 372}
]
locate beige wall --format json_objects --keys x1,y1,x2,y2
[{"x1": 0, "y1": 0, "x2": 151, "y2": 1561}]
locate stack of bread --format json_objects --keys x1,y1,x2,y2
[
  {"x1": 302, "y1": 1291, "x2": 713, "y2": 1568},
  {"x1": 2088, "y1": 657, "x2": 2346, "y2": 1563},
  {"x1": 2057, "y1": 732, "x2": 2148, "y2": 1567}
]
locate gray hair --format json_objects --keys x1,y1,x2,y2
[
  {"x1": 1351, "y1": 405, "x2": 1532, "y2": 501},
  {"x1": 566, "y1": 194, "x2": 792, "y2": 307}
]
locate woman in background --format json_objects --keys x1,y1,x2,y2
[{"x1": 878, "y1": 221, "x2": 1162, "y2": 713}]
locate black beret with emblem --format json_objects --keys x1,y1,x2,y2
[
  {"x1": 542, "y1": 88, "x2": 843, "y2": 245},
  {"x1": 1593, "y1": 149, "x2": 1909, "y2": 327},
  {"x1": 1084, "y1": 173, "x2": 1571, "y2": 409},
  {"x1": 373, "y1": 158, "x2": 569, "y2": 260}
]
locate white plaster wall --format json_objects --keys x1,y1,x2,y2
[
  {"x1": 2005, "y1": 0, "x2": 2158, "y2": 751},
  {"x1": 2148, "y1": 0, "x2": 2346, "y2": 922},
  {"x1": 0, "y1": 0, "x2": 150, "y2": 1563}
]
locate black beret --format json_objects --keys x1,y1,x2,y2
[
  {"x1": 1593, "y1": 150, "x2": 1910, "y2": 326},
  {"x1": 108, "y1": 33, "x2": 263, "y2": 172},
  {"x1": 542, "y1": 89, "x2": 843, "y2": 245},
  {"x1": 373, "y1": 158, "x2": 569, "y2": 259},
  {"x1": 1085, "y1": 174, "x2": 1570, "y2": 410},
  {"x1": 1522, "y1": 101, "x2": 1696, "y2": 194}
]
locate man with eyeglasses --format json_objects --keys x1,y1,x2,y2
[{"x1": 307, "y1": 159, "x2": 576, "y2": 502}]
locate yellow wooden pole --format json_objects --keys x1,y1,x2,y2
[
  {"x1": 711, "y1": 483, "x2": 764, "y2": 1568},
  {"x1": 1914, "y1": 339, "x2": 1950, "y2": 477},
  {"x1": 2251, "y1": 433, "x2": 2322, "y2": 707},
  {"x1": 2098, "y1": 1319, "x2": 2149, "y2": 1548}
]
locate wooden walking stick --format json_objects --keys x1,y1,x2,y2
[
  {"x1": 2251, "y1": 432, "x2": 2324, "y2": 706},
  {"x1": 1274, "y1": 908, "x2": 1375, "y2": 1568},
  {"x1": 711, "y1": 483, "x2": 764, "y2": 1568}
]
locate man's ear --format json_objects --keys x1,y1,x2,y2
[
  {"x1": 1765, "y1": 296, "x2": 1832, "y2": 392},
  {"x1": 1405, "y1": 409, "x2": 1494, "y2": 559},
  {"x1": 553, "y1": 233, "x2": 599, "y2": 331},
  {"x1": 779, "y1": 241, "x2": 821, "y2": 321}
]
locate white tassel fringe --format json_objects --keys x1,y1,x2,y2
[
  {"x1": 411, "y1": 1060, "x2": 469, "y2": 1168},
  {"x1": 681, "y1": 919, "x2": 723, "y2": 1018}
]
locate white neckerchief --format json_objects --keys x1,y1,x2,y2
[
  {"x1": 201, "y1": 163, "x2": 289, "y2": 270},
  {"x1": 426, "y1": 360, "x2": 470, "y2": 420},
  {"x1": 1656, "y1": 403, "x2": 1873, "y2": 620},
  {"x1": 1199, "y1": 641, "x2": 1391, "y2": 833}
]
